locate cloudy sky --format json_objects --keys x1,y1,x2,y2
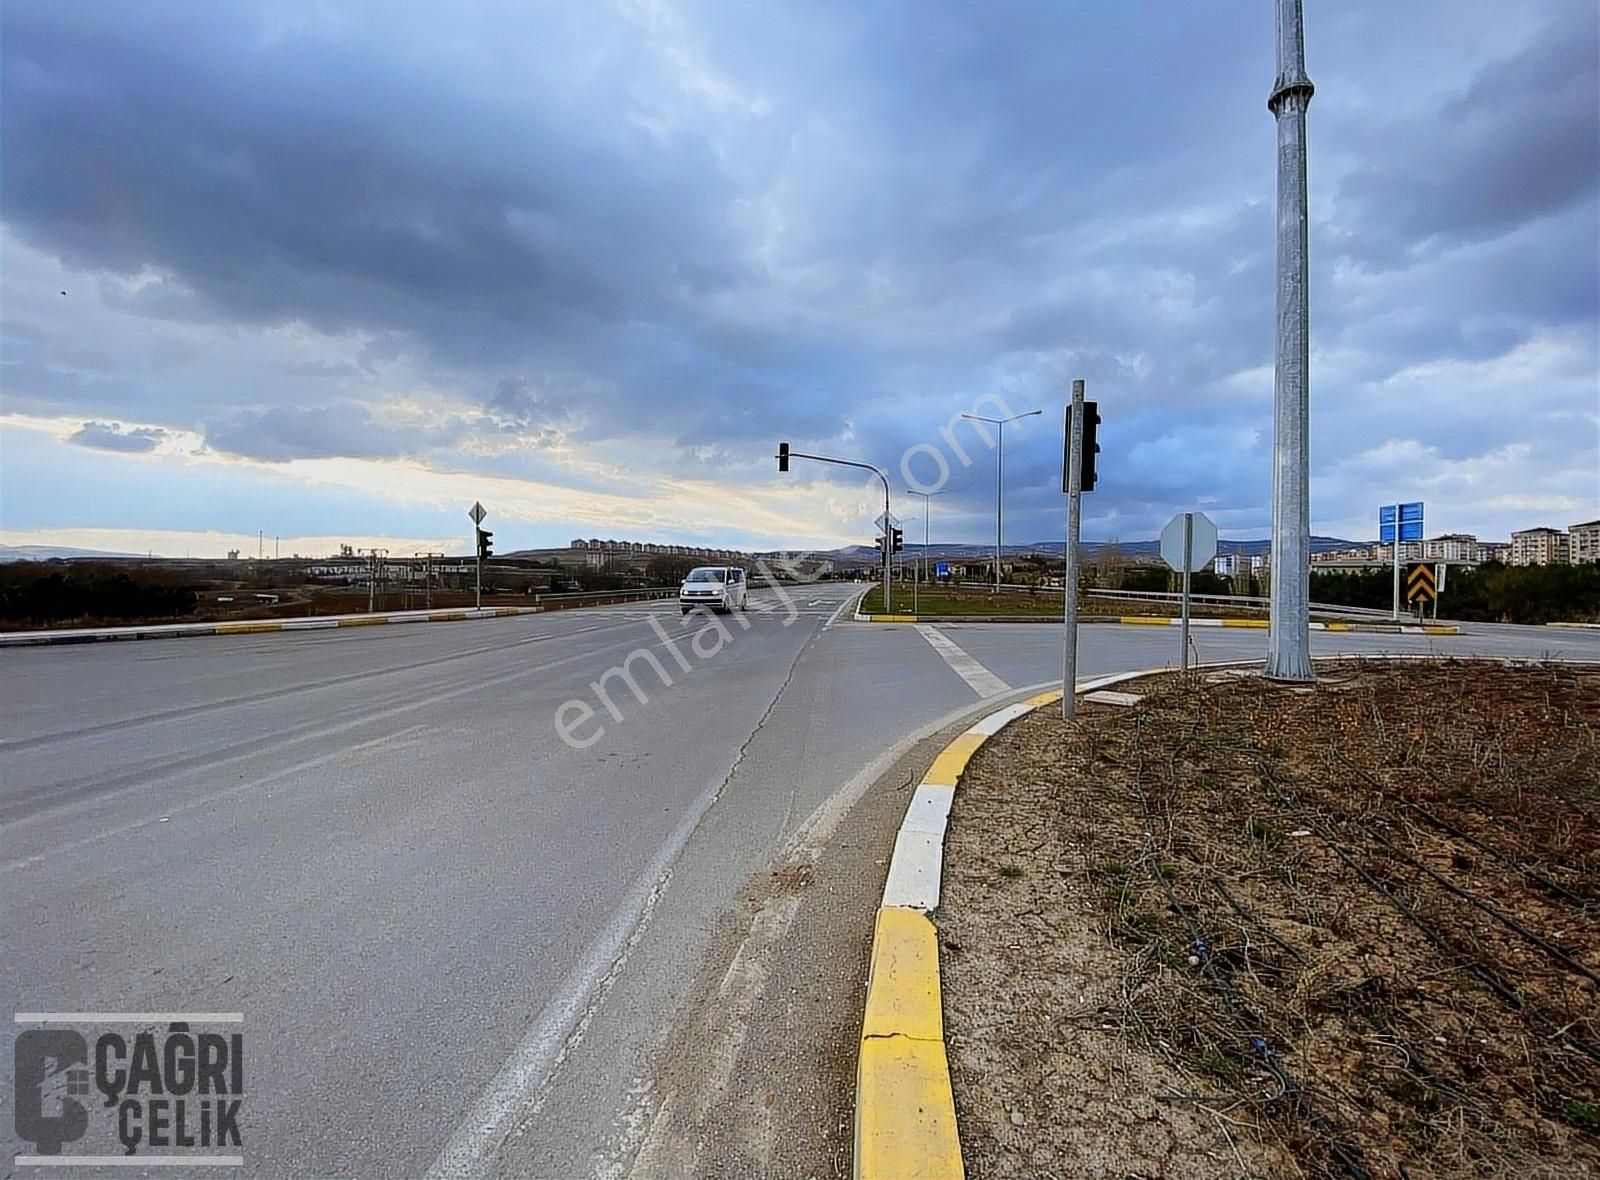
[{"x1": 2, "y1": 0, "x2": 1596, "y2": 557}]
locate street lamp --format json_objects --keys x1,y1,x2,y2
[
  {"x1": 961, "y1": 408, "x2": 1041, "y2": 591},
  {"x1": 904, "y1": 487, "x2": 953, "y2": 614}
]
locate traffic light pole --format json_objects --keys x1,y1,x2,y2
[
  {"x1": 777, "y1": 446, "x2": 892, "y2": 612},
  {"x1": 476, "y1": 549, "x2": 482, "y2": 610},
  {"x1": 1062, "y1": 382, "x2": 1084, "y2": 720}
]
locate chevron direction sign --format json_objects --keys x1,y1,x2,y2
[{"x1": 1406, "y1": 562, "x2": 1437, "y2": 604}]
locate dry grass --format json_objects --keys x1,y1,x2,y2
[{"x1": 943, "y1": 660, "x2": 1600, "y2": 1179}]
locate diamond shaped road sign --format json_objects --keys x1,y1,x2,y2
[
  {"x1": 1160, "y1": 511, "x2": 1219, "y2": 573},
  {"x1": 469, "y1": 501, "x2": 487, "y2": 525},
  {"x1": 874, "y1": 511, "x2": 901, "y2": 533}
]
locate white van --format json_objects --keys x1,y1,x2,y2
[{"x1": 679, "y1": 566, "x2": 748, "y2": 614}]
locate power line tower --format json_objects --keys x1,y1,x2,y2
[{"x1": 360, "y1": 548, "x2": 389, "y2": 613}]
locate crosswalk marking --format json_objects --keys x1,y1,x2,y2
[{"x1": 914, "y1": 624, "x2": 1011, "y2": 698}]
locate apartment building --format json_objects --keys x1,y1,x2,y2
[
  {"x1": 1570, "y1": 519, "x2": 1600, "y2": 564},
  {"x1": 1422, "y1": 534, "x2": 1479, "y2": 562},
  {"x1": 1510, "y1": 527, "x2": 1570, "y2": 566}
]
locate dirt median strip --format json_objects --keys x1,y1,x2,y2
[
  {"x1": 857, "y1": 673, "x2": 1163, "y2": 1180},
  {"x1": 940, "y1": 659, "x2": 1600, "y2": 1178},
  {"x1": 857, "y1": 613, "x2": 1460, "y2": 633}
]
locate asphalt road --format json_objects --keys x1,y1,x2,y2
[{"x1": 2, "y1": 590, "x2": 1595, "y2": 1176}]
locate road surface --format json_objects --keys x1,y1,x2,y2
[{"x1": 2, "y1": 588, "x2": 1594, "y2": 1175}]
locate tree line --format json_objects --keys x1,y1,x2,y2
[
  {"x1": 1310, "y1": 563, "x2": 1600, "y2": 624},
  {"x1": 0, "y1": 563, "x2": 199, "y2": 624}
]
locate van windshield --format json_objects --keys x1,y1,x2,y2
[{"x1": 684, "y1": 568, "x2": 727, "y2": 583}]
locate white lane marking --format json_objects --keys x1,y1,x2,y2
[
  {"x1": 427, "y1": 597, "x2": 840, "y2": 1178},
  {"x1": 611, "y1": 681, "x2": 1062, "y2": 1178},
  {"x1": 823, "y1": 590, "x2": 865, "y2": 630},
  {"x1": 424, "y1": 782, "x2": 713, "y2": 1179},
  {"x1": 1, "y1": 726, "x2": 428, "y2": 873},
  {"x1": 914, "y1": 624, "x2": 1011, "y2": 698}
]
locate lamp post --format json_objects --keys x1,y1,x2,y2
[
  {"x1": 961, "y1": 408, "x2": 1042, "y2": 591},
  {"x1": 1265, "y1": 0, "x2": 1315, "y2": 682},
  {"x1": 905, "y1": 487, "x2": 952, "y2": 615}
]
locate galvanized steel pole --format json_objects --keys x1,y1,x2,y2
[
  {"x1": 1061, "y1": 382, "x2": 1084, "y2": 720},
  {"x1": 1265, "y1": 0, "x2": 1316, "y2": 682}
]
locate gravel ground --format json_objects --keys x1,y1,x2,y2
[{"x1": 942, "y1": 660, "x2": 1600, "y2": 1179}]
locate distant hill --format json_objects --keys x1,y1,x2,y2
[{"x1": 0, "y1": 544, "x2": 143, "y2": 562}]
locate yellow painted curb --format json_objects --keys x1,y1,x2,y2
[
  {"x1": 1423, "y1": 625, "x2": 1460, "y2": 635},
  {"x1": 1322, "y1": 621, "x2": 1351, "y2": 631},
  {"x1": 428, "y1": 611, "x2": 468, "y2": 622},
  {"x1": 214, "y1": 621, "x2": 284, "y2": 634},
  {"x1": 856, "y1": 909, "x2": 962, "y2": 1180},
  {"x1": 336, "y1": 616, "x2": 390, "y2": 627},
  {"x1": 923, "y1": 731, "x2": 987, "y2": 787},
  {"x1": 861, "y1": 908, "x2": 944, "y2": 1040},
  {"x1": 1220, "y1": 618, "x2": 1269, "y2": 628},
  {"x1": 869, "y1": 613, "x2": 920, "y2": 623},
  {"x1": 1118, "y1": 615, "x2": 1172, "y2": 625},
  {"x1": 1023, "y1": 688, "x2": 1064, "y2": 708}
]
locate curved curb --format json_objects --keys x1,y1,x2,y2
[
  {"x1": 851, "y1": 652, "x2": 1555, "y2": 1178},
  {"x1": 853, "y1": 612, "x2": 1459, "y2": 635},
  {"x1": 856, "y1": 670, "x2": 1157, "y2": 1180}
]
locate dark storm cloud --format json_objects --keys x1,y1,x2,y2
[
  {"x1": 203, "y1": 402, "x2": 467, "y2": 463},
  {"x1": 2, "y1": 0, "x2": 1595, "y2": 545},
  {"x1": 68, "y1": 421, "x2": 167, "y2": 453},
  {"x1": 1334, "y1": 8, "x2": 1599, "y2": 269}
]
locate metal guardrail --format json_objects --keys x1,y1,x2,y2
[
  {"x1": 533, "y1": 587, "x2": 678, "y2": 604},
  {"x1": 1085, "y1": 588, "x2": 1397, "y2": 619},
  {"x1": 938, "y1": 581, "x2": 1396, "y2": 620}
]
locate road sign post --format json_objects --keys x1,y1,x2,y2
[
  {"x1": 1380, "y1": 502, "x2": 1424, "y2": 621},
  {"x1": 469, "y1": 501, "x2": 487, "y2": 609},
  {"x1": 1161, "y1": 511, "x2": 1219, "y2": 676},
  {"x1": 1406, "y1": 561, "x2": 1437, "y2": 618},
  {"x1": 1062, "y1": 382, "x2": 1085, "y2": 719}
]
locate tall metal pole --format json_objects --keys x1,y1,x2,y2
[
  {"x1": 1265, "y1": 0, "x2": 1315, "y2": 682},
  {"x1": 1180, "y1": 512, "x2": 1193, "y2": 675},
  {"x1": 882, "y1": 478, "x2": 892, "y2": 613},
  {"x1": 1062, "y1": 382, "x2": 1084, "y2": 720},
  {"x1": 1390, "y1": 507, "x2": 1401, "y2": 621},
  {"x1": 994, "y1": 421, "x2": 1004, "y2": 591}
]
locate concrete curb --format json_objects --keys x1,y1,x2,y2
[
  {"x1": 0, "y1": 605, "x2": 546, "y2": 647},
  {"x1": 853, "y1": 612, "x2": 1460, "y2": 635},
  {"x1": 852, "y1": 652, "x2": 1476, "y2": 1178},
  {"x1": 855, "y1": 668, "x2": 1160, "y2": 1180}
]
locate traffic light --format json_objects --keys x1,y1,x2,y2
[
  {"x1": 891, "y1": 527, "x2": 904, "y2": 554},
  {"x1": 777, "y1": 442, "x2": 790, "y2": 473},
  {"x1": 1080, "y1": 400, "x2": 1101, "y2": 492},
  {"x1": 476, "y1": 528, "x2": 493, "y2": 560},
  {"x1": 874, "y1": 534, "x2": 887, "y2": 556}
]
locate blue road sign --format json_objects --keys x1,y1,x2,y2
[
  {"x1": 1379, "y1": 502, "x2": 1424, "y2": 544},
  {"x1": 935, "y1": 562, "x2": 950, "y2": 579}
]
